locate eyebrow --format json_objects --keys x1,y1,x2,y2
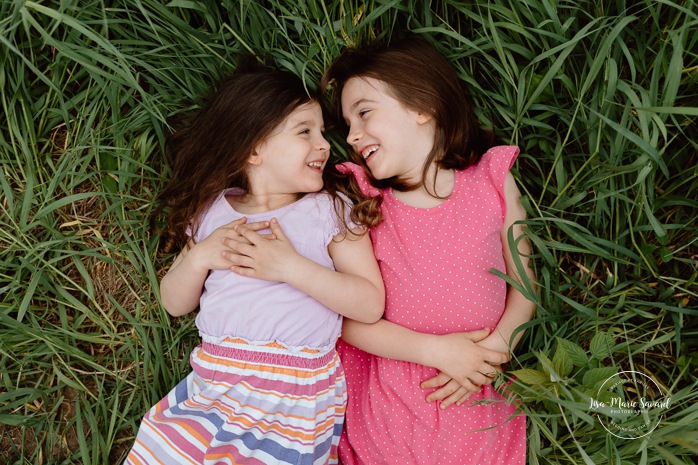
[
  {"x1": 290, "y1": 120, "x2": 312, "y2": 128},
  {"x1": 342, "y1": 98, "x2": 377, "y2": 122},
  {"x1": 289, "y1": 120, "x2": 325, "y2": 132},
  {"x1": 349, "y1": 98, "x2": 376, "y2": 110}
]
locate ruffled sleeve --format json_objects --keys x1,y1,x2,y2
[
  {"x1": 479, "y1": 145, "x2": 519, "y2": 220},
  {"x1": 325, "y1": 192, "x2": 362, "y2": 244},
  {"x1": 336, "y1": 162, "x2": 382, "y2": 198}
]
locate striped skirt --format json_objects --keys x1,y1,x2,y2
[{"x1": 125, "y1": 335, "x2": 347, "y2": 465}]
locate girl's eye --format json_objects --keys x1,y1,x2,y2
[
  {"x1": 359, "y1": 109, "x2": 370, "y2": 117},
  {"x1": 299, "y1": 129, "x2": 311, "y2": 135}
]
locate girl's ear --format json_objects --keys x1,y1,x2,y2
[
  {"x1": 247, "y1": 151, "x2": 263, "y2": 166},
  {"x1": 416, "y1": 111, "x2": 433, "y2": 125}
]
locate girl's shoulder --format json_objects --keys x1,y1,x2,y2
[
  {"x1": 477, "y1": 145, "x2": 520, "y2": 170},
  {"x1": 302, "y1": 191, "x2": 359, "y2": 240},
  {"x1": 461, "y1": 145, "x2": 519, "y2": 185}
]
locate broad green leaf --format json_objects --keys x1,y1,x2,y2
[
  {"x1": 556, "y1": 337, "x2": 589, "y2": 367},
  {"x1": 510, "y1": 369, "x2": 550, "y2": 386},
  {"x1": 582, "y1": 367, "x2": 619, "y2": 390},
  {"x1": 590, "y1": 332, "x2": 614, "y2": 360}
]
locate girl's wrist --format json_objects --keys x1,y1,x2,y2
[
  {"x1": 282, "y1": 254, "x2": 317, "y2": 287},
  {"x1": 477, "y1": 332, "x2": 511, "y2": 356},
  {"x1": 181, "y1": 243, "x2": 211, "y2": 275},
  {"x1": 415, "y1": 333, "x2": 442, "y2": 368}
]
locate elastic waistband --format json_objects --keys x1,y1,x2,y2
[{"x1": 198, "y1": 334, "x2": 337, "y2": 370}]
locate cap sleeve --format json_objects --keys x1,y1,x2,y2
[
  {"x1": 336, "y1": 162, "x2": 382, "y2": 198},
  {"x1": 480, "y1": 145, "x2": 520, "y2": 220},
  {"x1": 325, "y1": 192, "x2": 361, "y2": 244},
  {"x1": 186, "y1": 190, "x2": 230, "y2": 243}
]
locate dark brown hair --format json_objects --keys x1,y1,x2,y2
[
  {"x1": 153, "y1": 60, "x2": 354, "y2": 253},
  {"x1": 321, "y1": 37, "x2": 496, "y2": 223}
]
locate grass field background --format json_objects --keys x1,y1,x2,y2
[{"x1": 1, "y1": 1, "x2": 696, "y2": 463}]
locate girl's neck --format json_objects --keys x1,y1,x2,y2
[
  {"x1": 227, "y1": 192, "x2": 302, "y2": 214},
  {"x1": 392, "y1": 166, "x2": 455, "y2": 208}
]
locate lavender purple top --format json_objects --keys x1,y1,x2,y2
[{"x1": 191, "y1": 189, "x2": 356, "y2": 349}]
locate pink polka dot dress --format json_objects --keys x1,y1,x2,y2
[{"x1": 337, "y1": 146, "x2": 526, "y2": 464}]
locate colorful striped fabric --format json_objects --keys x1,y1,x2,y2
[{"x1": 125, "y1": 335, "x2": 347, "y2": 465}]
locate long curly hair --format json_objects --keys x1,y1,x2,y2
[{"x1": 153, "y1": 60, "x2": 354, "y2": 253}]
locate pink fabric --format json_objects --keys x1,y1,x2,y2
[
  {"x1": 336, "y1": 162, "x2": 382, "y2": 198},
  {"x1": 338, "y1": 146, "x2": 526, "y2": 464}
]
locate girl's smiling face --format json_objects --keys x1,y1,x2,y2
[
  {"x1": 341, "y1": 76, "x2": 435, "y2": 182},
  {"x1": 249, "y1": 101, "x2": 330, "y2": 196}
]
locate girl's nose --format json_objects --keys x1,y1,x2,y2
[
  {"x1": 346, "y1": 126, "x2": 362, "y2": 145},
  {"x1": 317, "y1": 135, "x2": 330, "y2": 151}
]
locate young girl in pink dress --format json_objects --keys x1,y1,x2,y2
[
  {"x1": 125, "y1": 64, "x2": 384, "y2": 465},
  {"x1": 319, "y1": 38, "x2": 537, "y2": 464}
]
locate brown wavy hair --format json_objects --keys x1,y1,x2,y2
[
  {"x1": 153, "y1": 60, "x2": 358, "y2": 253},
  {"x1": 321, "y1": 37, "x2": 497, "y2": 224}
]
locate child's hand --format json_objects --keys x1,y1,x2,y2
[
  {"x1": 188, "y1": 217, "x2": 270, "y2": 271},
  {"x1": 226, "y1": 218, "x2": 305, "y2": 282},
  {"x1": 420, "y1": 328, "x2": 508, "y2": 409},
  {"x1": 475, "y1": 332, "x2": 511, "y2": 358}
]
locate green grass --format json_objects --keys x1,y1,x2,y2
[{"x1": 1, "y1": 1, "x2": 696, "y2": 463}]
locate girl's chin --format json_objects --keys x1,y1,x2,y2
[
  {"x1": 366, "y1": 166, "x2": 391, "y2": 181},
  {"x1": 365, "y1": 158, "x2": 393, "y2": 180}
]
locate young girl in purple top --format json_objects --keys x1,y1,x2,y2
[{"x1": 125, "y1": 62, "x2": 384, "y2": 465}]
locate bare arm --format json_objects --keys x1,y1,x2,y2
[
  {"x1": 341, "y1": 318, "x2": 508, "y2": 389},
  {"x1": 229, "y1": 219, "x2": 384, "y2": 323},
  {"x1": 422, "y1": 172, "x2": 537, "y2": 408},
  {"x1": 477, "y1": 172, "x2": 536, "y2": 354},
  {"x1": 159, "y1": 242, "x2": 208, "y2": 317}
]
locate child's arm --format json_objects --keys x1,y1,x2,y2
[
  {"x1": 479, "y1": 172, "x2": 536, "y2": 353},
  {"x1": 229, "y1": 219, "x2": 384, "y2": 324},
  {"x1": 341, "y1": 318, "x2": 508, "y2": 391},
  {"x1": 160, "y1": 218, "x2": 270, "y2": 317},
  {"x1": 422, "y1": 172, "x2": 537, "y2": 407}
]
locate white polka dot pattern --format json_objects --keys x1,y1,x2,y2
[{"x1": 338, "y1": 146, "x2": 526, "y2": 465}]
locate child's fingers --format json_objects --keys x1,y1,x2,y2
[
  {"x1": 441, "y1": 386, "x2": 474, "y2": 410},
  {"x1": 225, "y1": 218, "x2": 269, "y2": 231},
  {"x1": 235, "y1": 226, "x2": 264, "y2": 245},
  {"x1": 469, "y1": 370, "x2": 495, "y2": 387},
  {"x1": 425, "y1": 379, "x2": 458, "y2": 402},
  {"x1": 420, "y1": 372, "x2": 451, "y2": 390},
  {"x1": 481, "y1": 364, "x2": 503, "y2": 377},
  {"x1": 425, "y1": 379, "x2": 477, "y2": 403},
  {"x1": 482, "y1": 348, "x2": 510, "y2": 366},
  {"x1": 242, "y1": 220, "x2": 271, "y2": 231},
  {"x1": 268, "y1": 218, "x2": 288, "y2": 240},
  {"x1": 222, "y1": 232, "x2": 275, "y2": 250},
  {"x1": 230, "y1": 265, "x2": 257, "y2": 278},
  {"x1": 462, "y1": 327, "x2": 490, "y2": 342},
  {"x1": 223, "y1": 246, "x2": 254, "y2": 265},
  {"x1": 222, "y1": 235, "x2": 252, "y2": 248},
  {"x1": 454, "y1": 390, "x2": 475, "y2": 407}
]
